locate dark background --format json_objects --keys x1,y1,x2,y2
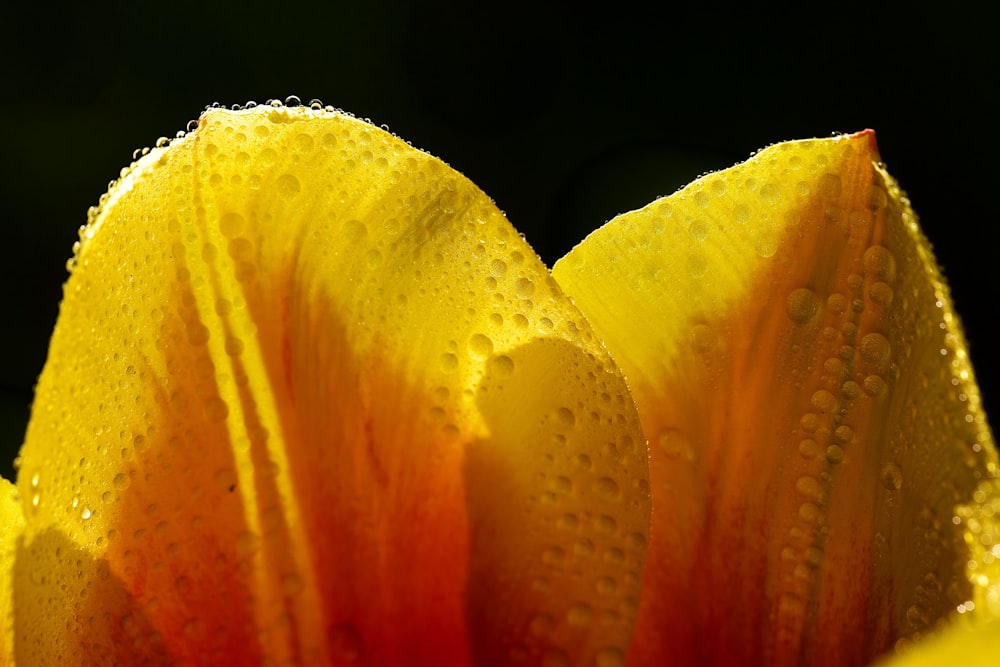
[{"x1": 1, "y1": 1, "x2": 996, "y2": 481}]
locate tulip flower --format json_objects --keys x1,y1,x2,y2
[{"x1": 2, "y1": 101, "x2": 997, "y2": 666}]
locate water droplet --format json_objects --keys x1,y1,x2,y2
[
  {"x1": 841, "y1": 380, "x2": 862, "y2": 399},
  {"x1": 799, "y1": 502, "x2": 822, "y2": 524},
  {"x1": 594, "y1": 477, "x2": 621, "y2": 502},
  {"x1": 551, "y1": 475, "x2": 572, "y2": 495},
  {"x1": 690, "y1": 323, "x2": 716, "y2": 353},
  {"x1": 658, "y1": 428, "x2": 694, "y2": 461},
  {"x1": 786, "y1": 288, "x2": 819, "y2": 324},
  {"x1": 294, "y1": 132, "x2": 315, "y2": 152},
  {"x1": 276, "y1": 173, "x2": 301, "y2": 196},
  {"x1": 204, "y1": 397, "x2": 229, "y2": 422},
  {"x1": 567, "y1": 602, "x2": 594, "y2": 627},
  {"x1": 779, "y1": 593, "x2": 807, "y2": 618},
  {"x1": 530, "y1": 613, "x2": 555, "y2": 637},
  {"x1": 328, "y1": 623, "x2": 364, "y2": 663},
  {"x1": 113, "y1": 473, "x2": 130, "y2": 490},
  {"x1": 867, "y1": 183, "x2": 888, "y2": 211},
  {"x1": 798, "y1": 438, "x2": 820, "y2": 459},
  {"x1": 687, "y1": 252, "x2": 709, "y2": 277},
  {"x1": 881, "y1": 462, "x2": 903, "y2": 491},
  {"x1": 810, "y1": 389, "x2": 836, "y2": 412},
  {"x1": 81, "y1": 508, "x2": 92, "y2": 520},
  {"x1": 516, "y1": 277, "x2": 535, "y2": 297},
  {"x1": 595, "y1": 646, "x2": 625, "y2": 667},
  {"x1": 282, "y1": 573, "x2": 304, "y2": 596},
  {"x1": 869, "y1": 281, "x2": 894, "y2": 306},
  {"x1": 864, "y1": 374, "x2": 888, "y2": 397},
  {"x1": 214, "y1": 468, "x2": 237, "y2": 493},
  {"x1": 236, "y1": 531, "x2": 260, "y2": 558},
  {"x1": 175, "y1": 576, "x2": 192, "y2": 594},
  {"x1": 826, "y1": 293, "x2": 849, "y2": 314},
  {"x1": 541, "y1": 648, "x2": 570, "y2": 667},
  {"x1": 906, "y1": 604, "x2": 926, "y2": 627},
  {"x1": 754, "y1": 230, "x2": 779, "y2": 258},
  {"x1": 688, "y1": 219, "x2": 710, "y2": 241},
  {"x1": 860, "y1": 332, "x2": 891, "y2": 367},
  {"x1": 225, "y1": 335, "x2": 244, "y2": 356},
  {"x1": 468, "y1": 333, "x2": 493, "y2": 358},
  {"x1": 603, "y1": 547, "x2": 626, "y2": 565},
  {"x1": 342, "y1": 219, "x2": 367, "y2": 242},
  {"x1": 489, "y1": 355, "x2": 515, "y2": 376},
  {"x1": 795, "y1": 475, "x2": 823, "y2": 500},
  {"x1": 219, "y1": 212, "x2": 246, "y2": 238},
  {"x1": 596, "y1": 576, "x2": 618, "y2": 595},
  {"x1": 596, "y1": 515, "x2": 617, "y2": 535},
  {"x1": 573, "y1": 538, "x2": 596, "y2": 558},
  {"x1": 863, "y1": 245, "x2": 897, "y2": 283},
  {"x1": 627, "y1": 531, "x2": 647, "y2": 550},
  {"x1": 833, "y1": 425, "x2": 854, "y2": 444},
  {"x1": 800, "y1": 413, "x2": 820, "y2": 432},
  {"x1": 826, "y1": 445, "x2": 845, "y2": 464},
  {"x1": 183, "y1": 616, "x2": 204, "y2": 637},
  {"x1": 818, "y1": 173, "x2": 842, "y2": 199},
  {"x1": 542, "y1": 546, "x2": 565, "y2": 565},
  {"x1": 440, "y1": 353, "x2": 458, "y2": 372}
]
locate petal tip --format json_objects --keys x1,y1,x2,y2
[{"x1": 848, "y1": 128, "x2": 881, "y2": 161}]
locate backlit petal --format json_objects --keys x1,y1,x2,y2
[
  {"x1": 553, "y1": 132, "x2": 998, "y2": 666},
  {"x1": 17, "y1": 105, "x2": 650, "y2": 665},
  {"x1": 0, "y1": 479, "x2": 22, "y2": 664},
  {"x1": 876, "y1": 617, "x2": 1000, "y2": 667}
]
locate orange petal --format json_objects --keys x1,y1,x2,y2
[
  {"x1": 553, "y1": 132, "x2": 998, "y2": 666},
  {"x1": 17, "y1": 105, "x2": 650, "y2": 665}
]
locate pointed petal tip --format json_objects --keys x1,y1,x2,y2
[{"x1": 848, "y1": 128, "x2": 881, "y2": 160}]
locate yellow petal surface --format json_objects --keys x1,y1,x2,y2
[
  {"x1": 876, "y1": 617, "x2": 1000, "y2": 667},
  {"x1": 553, "y1": 132, "x2": 998, "y2": 666},
  {"x1": 17, "y1": 105, "x2": 650, "y2": 666},
  {"x1": 0, "y1": 479, "x2": 22, "y2": 665}
]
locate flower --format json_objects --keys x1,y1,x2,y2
[{"x1": 2, "y1": 102, "x2": 997, "y2": 666}]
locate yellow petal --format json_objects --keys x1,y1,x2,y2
[
  {"x1": 876, "y1": 617, "x2": 1000, "y2": 667},
  {"x1": 0, "y1": 478, "x2": 22, "y2": 664},
  {"x1": 553, "y1": 131, "x2": 998, "y2": 665},
  {"x1": 18, "y1": 105, "x2": 650, "y2": 665}
]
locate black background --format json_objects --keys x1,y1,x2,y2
[{"x1": 1, "y1": 1, "x2": 997, "y2": 480}]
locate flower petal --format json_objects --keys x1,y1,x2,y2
[
  {"x1": 0, "y1": 479, "x2": 22, "y2": 663},
  {"x1": 553, "y1": 132, "x2": 998, "y2": 665},
  {"x1": 876, "y1": 617, "x2": 1000, "y2": 667},
  {"x1": 18, "y1": 105, "x2": 650, "y2": 665}
]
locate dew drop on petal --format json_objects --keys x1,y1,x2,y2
[
  {"x1": 468, "y1": 333, "x2": 494, "y2": 358},
  {"x1": 860, "y1": 332, "x2": 891, "y2": 366},
  {"x1": 595, "y1": 646, "x2": 625, "y2": 667},
  {"x1": 567, "y1": 602, "x2": 595, "y2": 627},
  {"x1": 785, "y1": 287, "x2": 819, "y2": 324},
  {"x1": 328, "y1": 623, "x2": 364, "y2": 663},
  {"x1": 881, "y1": 462, "x2": 903, "y2": 490},
  {"x1": 594, "y1": 477, "x2": 621, "y2": 502}
]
